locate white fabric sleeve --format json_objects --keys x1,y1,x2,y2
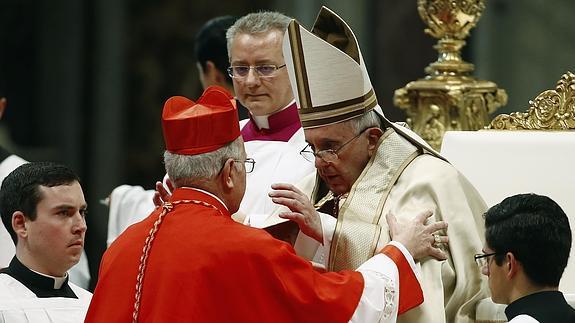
[
  {"x1": 310, "y1": 212, "x2": 336, "y2": 266},
  {"x1": 350, "y1": 241, "x2": 419, "y2": 323},
  {"x1": 107, "y1": 185, "x2": 155, "y2": 246}
]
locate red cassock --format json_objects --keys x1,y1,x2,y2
[{"x1": 85, "y1": 188, "x2": 421, "y2": 323}]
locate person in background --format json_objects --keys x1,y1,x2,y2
[
  {"x1": 223, "y1": 11, "x2": 315, "y2": 227},
  {"x1": 477, "y1": 193, "x2": 575, "y2": 322},
  {"x1": 85, "y1": 86, "x2": 449, "y2": 323},
  {"x1": 0, "y1": 162, "x2": 92, "y2": 323},
  {"x1": 195, "y1": 16, "x2": 238, "y2": 106}
]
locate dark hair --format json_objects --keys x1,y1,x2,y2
[
  {"x1": 0, "y1": 162, "x2": 80, "y2": 243},
  {"x1": 195, "y1": 16, "x2": 237, "y2": 86},
  {"x1": 485, "y1": 193, "x2": 572, "y2": 286}
]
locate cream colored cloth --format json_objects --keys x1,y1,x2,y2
[
  {"x1": 281, "y1": 129, "x2": 488, "y2": 323},
  {"x1": 475, "y1": 298, "x2": 507, "y2": 323}
]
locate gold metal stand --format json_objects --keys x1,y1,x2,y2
[{"x1": 394, "y1": 0, "x2": 507, "y2": 149}]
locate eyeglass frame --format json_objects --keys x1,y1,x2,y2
[
  {"x1": 300, "y1": 128, "x2": 370, "y2": 163},
  {"x1": 474, "y1": 252, "x2": 501, "y2": 268},
  {"x1": 227, "y1": 64, "x2": 286, "y2": 79},
  {"x1": 232, "y1": 158, "x2": 256, "y2": 173}
]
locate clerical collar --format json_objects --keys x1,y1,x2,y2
[
  {"x1": 241, "y1": 100, "x2": 301, "y2": 142},
  {"x1": 251, "y1": 100, "x2": 295, "y2": 129},
  {"x1": 0, "y1": 256, "x2": 78, "y2": 298},
  {"x1": 180, "y1": 187, "x2": 229, "y2": 211},
  {"x1": 29, "y1": 268, "x2": 68, "y2": 289}
]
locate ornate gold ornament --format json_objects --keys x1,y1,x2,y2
[
  {"x1": 489, "y1": 71, "x2": 575, "y2": 130},
  {"x1": 394, "y1": 0, "x2": 507, "y2": 150}
]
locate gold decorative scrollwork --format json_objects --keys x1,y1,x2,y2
[{"x1": 488, "y1": 72, "x2": 575, "y2": 130}]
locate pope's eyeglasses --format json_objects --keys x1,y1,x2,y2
[{"x1": 300, "y1": 129, "x2": 369, "y2": 163}]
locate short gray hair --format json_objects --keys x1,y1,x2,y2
[
  {"x1": 226, "y1": 11, "x2": 291, "y2": 57},
  {"x1": 344, "y1": 110, "x2": 382, "y2": 133},
  {"x1": 164, "y1": 137, "x2": 244, "y2": 188}
]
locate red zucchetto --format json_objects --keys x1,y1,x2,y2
[{"x1": 162, "y1": 86, "x2": 240, "y2": 155}]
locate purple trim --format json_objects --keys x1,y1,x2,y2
[{"x1": 241, "y1": 102, "x2": 302, "y2": 142}]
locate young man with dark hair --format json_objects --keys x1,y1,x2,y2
[
  {"x1": 477, "y1": 193, "x2": 575, "y2": 322},
  {"x1": 0, "y1": 162, "x2": 91, "y2": 323}
]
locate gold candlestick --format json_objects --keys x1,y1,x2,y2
[{"x1": 394, "y1": 0, "x2": 507, "y2": 150}]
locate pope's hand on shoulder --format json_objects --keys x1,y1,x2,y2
[
  {"x1": 269, "y1": 183, "x2": 323, "y2": 243},
  {"x1": 385, "y1": 211, "x2": 449, "y2": 262}
]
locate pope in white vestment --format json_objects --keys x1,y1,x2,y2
[
  {"x1": 291, "y1": 127, "x2": 488, "y2": 322},
  {"x1": 268, "y1": 7, "x2": 488, "y2": 323}
]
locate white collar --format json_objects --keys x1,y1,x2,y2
[
  {"x1": 180, "y1": 187, "x2": 229, "y2": 211},
  {"x1": 29, "y1": 268, "x2": 68, "y2": 289},
  {"x1": 251, "y1": 99, "x2": 296, "y2": 129}
]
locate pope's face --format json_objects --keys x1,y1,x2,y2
[
  {"x1": 304, "y1": 123, "x2": 372, "y2": 196},
  {"x1": 24, "y1": 182, "x2": 87, "y2": 276},
  {"x1": 229, "y1": 29, "x2": 294, "y2": 116}
]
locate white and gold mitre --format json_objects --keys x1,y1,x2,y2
[{"x1": 283, "y1": 6, "x2": 377, "y2": 129}]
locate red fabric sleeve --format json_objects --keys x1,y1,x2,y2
[{"x1": 380, "y1": 244, "x2": 424, "y2": 314}]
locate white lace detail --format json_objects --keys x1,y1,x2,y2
[{"x1": 382, "y1": 276, "x2": 396, "y2": 320}]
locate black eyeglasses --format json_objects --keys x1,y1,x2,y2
[
  {"x1": 300, "y1": 128, "x2": 369, "y2": 163},
  {"x1": 233, "y1": 158, "x2": 256, "y2": 173},
  {"x1": 474, "y1": 252, "x2": 499, "y2": 268},
  {"x1": 227, "y1": 64, "x2": 286, "y2": 79}
]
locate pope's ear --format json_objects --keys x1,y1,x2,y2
[{"x1": 366, "y1": 127, "x2": 383, "y2": 156}]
